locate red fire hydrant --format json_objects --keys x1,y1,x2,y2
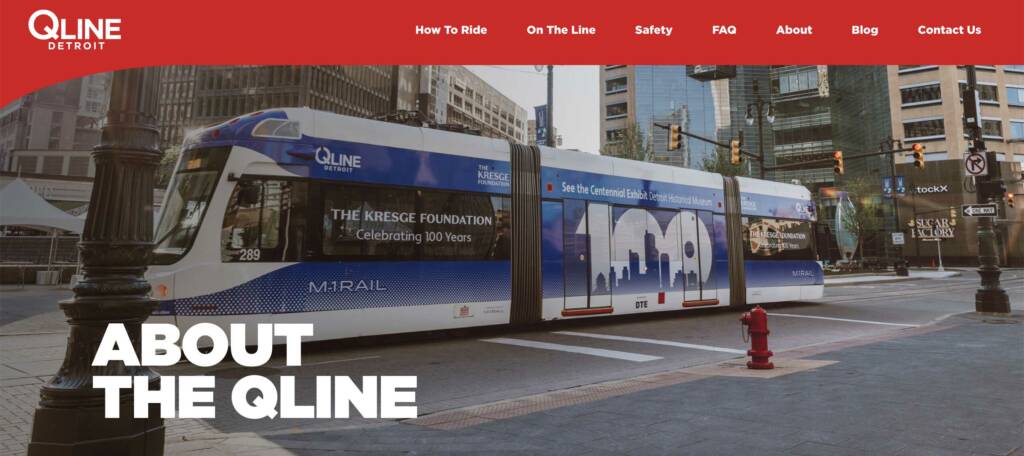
[{"x1": 740, "y1": 305, "x2": 774, "y2": 369}]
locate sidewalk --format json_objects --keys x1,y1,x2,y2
[
  {"x1": 156, "y1": 312, "x2": 1024, "y2": 455},
  {"x1": 825, "y1": 269, "x2": 961, "y2": 286}
]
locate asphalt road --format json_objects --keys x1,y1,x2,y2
[
  {"x1": 137, "y1": 268, "x2": 1020, "y2": 435},
  {"x1": 1, "y1": 269, "x2": 1022, "y2": 453}
]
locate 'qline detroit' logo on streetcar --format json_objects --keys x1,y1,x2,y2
[{"x1": 315, "y1": 146, "x2": 362, "y2": 173}]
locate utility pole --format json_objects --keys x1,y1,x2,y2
[
  {"x1": 964, "y1": 65, "x2": 1010, "y2": 313},
  {"x1": 883, "y1": 137, "x2": 909, "y2": 276},
  {"x1": 745, "y1": 80, "x2": 774, "y2": 179},
  {"x1": 546, "y1": 65, "x2": 555, "y2": 147},
  {"x1": 29, "y1": 68, "x2": 165, "y2": 455}
]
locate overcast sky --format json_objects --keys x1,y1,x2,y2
[{"x1": 466, "y1": 66, "x2": 599, "y2": 153}]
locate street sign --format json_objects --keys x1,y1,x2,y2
[
  {"x1": 964, "y1": 153, "x2": 988, "y2": 176},
  {"x1": 892, "y1": 232, "x2": 905, "y2": 245},
  {"x1": 961, "y1": 203, "x2": 998, "y2": 217}
]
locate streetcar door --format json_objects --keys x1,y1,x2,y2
[
  {"x1": 697, "y1": 210, "x2": 717, "y2": 301},
  {"x1": 587, "y1": 202, "x2": 612, "y2": 309},
  {"x1": 563, "y1": 199, "x2": 588, "y2": 310},
  {"x1": 680, "y1": 210, "x2": 702, "y2": 302}
]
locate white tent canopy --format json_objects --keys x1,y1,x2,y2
[{"x1": 0, "y1": 178, "x2": 84, "y2": 233}]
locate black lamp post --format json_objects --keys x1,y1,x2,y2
[
  {"x1": 746, "y1": 80, "x2": 775, "y2": 179},
  {"x1": 28, "y1": 68, "x2": 165, "y2": 455},
  {"x1": 964, "y1": 65, "x2": 1010, "y2": 313}
]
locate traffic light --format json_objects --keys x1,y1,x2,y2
[
  {"x1": 832, "y1": 151, "x2": 844, "y2": 175},
  {"x1": 912, "y1": 143, "x2": 925, "y2": 169},
  {"x1": 1008, "y1": 192, "x2": 1016, "y2": 209},
  {"x1": 730, "y1": 139, "x2": 742, "y2": 165},
  {"x1": 668, "y1": 124, "x2": 682, "y2": 151}
]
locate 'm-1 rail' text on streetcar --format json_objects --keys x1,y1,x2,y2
[{"x1": 148, "y1": 108, "x2": 823, "y2": 343}]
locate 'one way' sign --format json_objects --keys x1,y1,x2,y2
[{"x1": 961, "y1": 204, "x2": 998, "y2": 217}]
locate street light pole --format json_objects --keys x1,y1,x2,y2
[
  {"x1": 546, "y1": 65, "x2": 555, "y2": 147},
  {"x1": 746, "y1": 80, "x2": 774, "y2": 179},
  {"x1": 28, "y1": 68, "x2": 165, "y2": 455},
  {"x1": 964, "y1": 65, "x2": 1010, "y2": 313}
]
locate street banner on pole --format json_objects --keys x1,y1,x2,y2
[
  {"x1": 895, "y1": 176, "x2": 906, "y2": 197},
  {"x1": 882, "y1": 176, "x2": 893, "y2": 198},
  {"x1": 535, "y1": 105, "x2": 548, "y2": 145}
]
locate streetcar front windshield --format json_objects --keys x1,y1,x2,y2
[{"x1": 152, "y1": 147, "x2": 230, "y2": 265}]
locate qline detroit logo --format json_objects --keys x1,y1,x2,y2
[{"x1": 28, "y1": 9, "x2": 122, "y2": 51}]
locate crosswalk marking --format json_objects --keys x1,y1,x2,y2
[
  {"x1": 768, "y1": 313, "x2": 919, "y2": 327},
  {"x1": 481, "y1": 338, "x2": 662, "y2": 362},
  {"x1": 553, "y1": 331, "x2": 747, "y2": 354}
]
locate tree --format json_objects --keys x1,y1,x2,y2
[
  {"x1": 701, "y1": 146, "x2": 749, "y2": 177},
  {"x1": 602, "y1": 122, "x2": 650, "y2": 161},
  {"x1": 839, "y1": 175, "x2": 885, "y2": 261}
]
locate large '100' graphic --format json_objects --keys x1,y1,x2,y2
[{"x1": 571, "y1": 208, "x2": 712, "y2": 294}]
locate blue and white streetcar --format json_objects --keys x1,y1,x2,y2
[{"x1": 148, "y1": 108, "x2": 823, "y2": 342}]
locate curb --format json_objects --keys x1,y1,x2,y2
[{"x1": 824, "y1": 271, "x2": 962, "y2": 287}]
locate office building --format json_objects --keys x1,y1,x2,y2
[
  {"x1": 419, "y1": 66, "x2": 527, "y2": 143},
  {"x1": 886, "y1": 65, "x2": 1024, "y2": 164},
  {"x1": 157, "y1": 65, "x2": 398, "y2": 148},
  {"x1": 0, "y1": 73, "x2": 111, "y2": 170},
  {"x1": 157, "y1": 65, "x2": 525, "y2": 147},
  {"x1": 600, "y1": 65, "x2": 770, "y2": 170}
]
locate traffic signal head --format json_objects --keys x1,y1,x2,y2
[
  {"x1": 730, "y1": 139, "x2": 742, "y2": 165},
  {"x1": 1008, "y1": 192, "x2": 1016, "y2": 208},
  {"x1": 912, "y1": 143, "x2": 925, "y2": 169},
  {"x1": 832, "y1": 151, "x2": 844, "y2": 176},
  {"x1": 668, "y1": 124, "x2": 682, "y2": 151}
]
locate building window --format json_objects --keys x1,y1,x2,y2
[
  {"x1": 963, "y1": 118, "x2": 1004, "y2": 139},
  {"x1": 900, "y1": 83, "x2": 941, "y2": 107},
  {"x1": 1007, "y1": 87, "x2": 1024, "y2": 107},
  {"x1": 903, "y1": 118, "x2": 945, "y2": 140},
  {"x1": 898, "y1": 65, "x2": 938, "y2": 74},
  {"x1": 41, "y1": 156, "x2": 63, "y2": 175},
  {"x1": 1010, "y1": 120, "x2": 1024, "y2": 140},
  {"x1": 773, "y1": 124, "x2": 832, "y2": 145},
  {"x1": 605, "y1": 102, "x2": 627, "y2": 119},
  {"x1": 772, "y1": 69, "x2": 819, "y2": 95},
  {"x1": 68, "y1": 156, "x2": 90, "y2": 176},
  {"x1": 958, "y1": 82, "x2": 999, "y2": 104},
  {"x1": 604, "y1": 77, "x2": 627, "y2": 94},
  {"x1": 605, "y1": 129, "x2": 625, "y2": 142},
  {"x1": 17, "y1": 156, "x2": 38, "y2": 173}
]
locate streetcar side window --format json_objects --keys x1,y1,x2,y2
[
  {"x1": 322, "y1": 185, "x2": 419, "y2": 260},
  {"x1": 222, "y1": 179, "x2": 308, "y2": 262},
  {"x1": 740, "y1": 216, "x2": 815, "y2": 260},
  {"x1": 319, "y1": 183, "x2": 511, "y2": 261}
]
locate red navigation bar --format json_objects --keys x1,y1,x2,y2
[{"x1": 1, "y1": 0, "x2": 1022, "y2": 105}]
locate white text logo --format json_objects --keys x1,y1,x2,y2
[
  {"x1": 314, "y1": 146, "x2": 361, "y2": 173},
  {"x1": 915, "y1": 185, "x2": 949, "y2": 194},
  {"x1": 28, "y1": 9, "x2": 121, "y2": 51}
]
